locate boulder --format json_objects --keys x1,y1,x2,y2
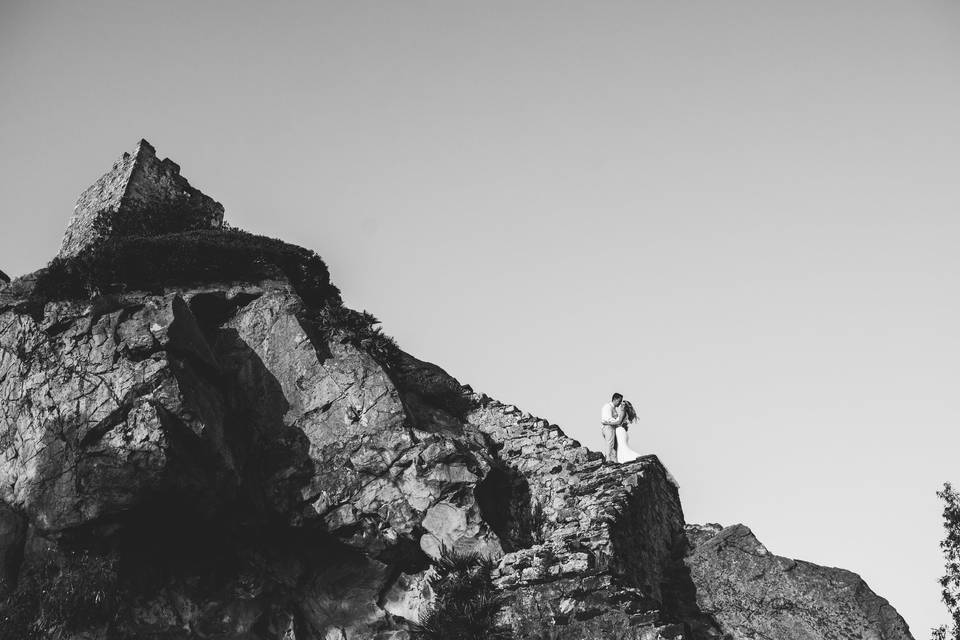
[{"x1": 685, "y1": 524, "x2": 913, "y2": 640}]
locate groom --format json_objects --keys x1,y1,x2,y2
[{"x1": 600, "y1": 393, "x2": 624, "y2": 463}]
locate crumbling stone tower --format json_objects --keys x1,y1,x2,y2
[{"x1": 58, "y1": 139, "x2": 224, "y2": 258}]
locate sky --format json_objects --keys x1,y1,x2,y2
[{"x1": 2, "y1": 0, "x2": 959, "y2": 633}]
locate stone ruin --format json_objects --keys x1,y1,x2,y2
[{"x1": 58, "y1": 139, "x2": 224, "y2": 258}]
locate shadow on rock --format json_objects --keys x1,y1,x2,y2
[
  {"x1": 475, "y1": 464, "x2": 544, "y2": 552},
  {"x1": 212, "y1": 325, "x2": 315, "y2": 521}
]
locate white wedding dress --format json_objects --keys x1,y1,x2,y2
[{"x1": 615, "y1": 425, "x2": 641, "y2": 463}]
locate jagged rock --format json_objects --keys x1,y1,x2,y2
[
  {"x1": 0, "y1": 293, "x2": 235, "y2": 532},
  {"x1": 685, "y1": 524, "x2": 913, "y2": 640},
  {"x1": 59, "y1": 139, "x2": 224, "y2": 258},
  {"x1": 491, "y1": 455, "x2": 702, "y2": 640},
  {"x1": 215, "y1": 290, "x2": 501, "y2": 560},
  {"x1": 0, "y1": 141, "x2": 916, "y2": 640},
  {"x1": 0, "y1": 277, "x2": 503, "y2": 638},
  {"x1": 682, "y1": 522, "x2": 722, "y2": 548},
  {"x1": 0, "y1": 269, "x2": 9, "y2": 285},
  {"x1": 381, "y1": 569, "x2": 434, "y2": 622}
]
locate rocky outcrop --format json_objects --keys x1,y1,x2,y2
[
  {"x1": 0, "y1": 278, "x2": 502, "y2": 638},
  {"x1": 0, "y1": 141, "x2": 916, "y2": 640},
  {"x1": 0, "y1": 269, "x2": 9, "y2": 285},
  {"x1": 465, "y1": 399, "x2": 706, "y2": 639},
  {"x1": 59, "y1": 139, "x2": 224, "y2": 258},
  {"x1": 685, "y1": 524, "x2": 913, "y2": 640}
]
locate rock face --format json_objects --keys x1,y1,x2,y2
[
  {"x1": 59, "y1": 139, "x2": 224, "y2": 258},
  {"x1": 685, "y1": 524, "x2": 913, "y2": 640},
  {"x1": 0, "y1": 141, "x2": 915, "y2": 640}
]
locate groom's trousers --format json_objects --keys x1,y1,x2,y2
[{"x1": 601, "y1": 425, "x2": 617, "y2": 463}]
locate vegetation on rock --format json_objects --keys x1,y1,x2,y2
[
  {"x1": 32, "y1": 227, "x2": 341, "y2": 307},
  {"x1": 413, "y1": 548, "x2": 510, "y2": 640},
  {"x1": 22, "y1": 223, "x2": 411, "y2": 371},
  {"x1": 307, "y1": 304, "x2": 402, "y2": 371}
]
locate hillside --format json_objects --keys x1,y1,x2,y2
[{"x1": 0, "y1": 141, "x2": 913, "y2": 640}]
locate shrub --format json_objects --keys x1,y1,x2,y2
[
  {"x1": 308, "y1": 304, "x2": 402, "y2": 370},
  {"x1": 31, "y1": 228, "x2": 341, "y2": 307},
  {"x1": 89, "y1": 204, "x2": 219, "y2": 240},
  {"x1": 0, "y1": 550, "x2": 122, "y2": 639},
  {"x1": 413, "y1": 548, "x2": 511, "y2": 640}
]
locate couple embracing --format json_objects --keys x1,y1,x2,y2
[{"x1": 600, "y1": 392, "x2": 641, "y2": 464}]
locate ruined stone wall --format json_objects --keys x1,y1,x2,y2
[
  {"x1": 607, "y1": 468, "x2": 686, "y2": 603},
  {"x1": 59, "y1": 140, "x2": 224, "y2": 258},
  {"x1": 59, "y1": 146, "x2": 139, "y2": 257},
  {"x1": 466, "y1": 398, "x2": 595, "y2": 542},
  {"x1": 463, "y1": 393, "x2": 693, "y2": 638}
]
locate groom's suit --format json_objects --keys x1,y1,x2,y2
[{"x1": 600, "y1": 401, "x2": 622, "y2": 463}]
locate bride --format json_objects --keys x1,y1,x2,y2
[
  {"x1": 615, "y1": 400, "x2": 642, "y2": 463},
  {"x1": 616, "y1": 400, "x2": 680, "y2": 488}
]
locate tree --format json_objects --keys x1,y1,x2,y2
[{"x1": 934, "y1": 482, "x2": 960, "y2": 640}]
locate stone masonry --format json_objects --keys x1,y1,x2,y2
[
  {"x1": 463, "y1": 393, "x2": 700, "y2": 639},
  {"x1": 59, "y1": 139, "x2": 224, "y2": 258}
]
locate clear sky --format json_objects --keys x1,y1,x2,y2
[{"x1": 3, "y1": 0, "x2": 958, "y2": 633}]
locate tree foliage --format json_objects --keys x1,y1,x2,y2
[
  {"x1": 413, "y1": 548, "x2": 511, "y2": 640},
  {"x1": 934, "y1": 482, "x2": 960, "y2": 640}
]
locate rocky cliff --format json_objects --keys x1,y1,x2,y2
[{"x1": 0, "y1": 142, "x2": 914, "y2": 640}]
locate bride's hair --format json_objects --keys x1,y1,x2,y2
[{"x1": 621, "y1": 400, "x2": 638, "y2": 424}]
